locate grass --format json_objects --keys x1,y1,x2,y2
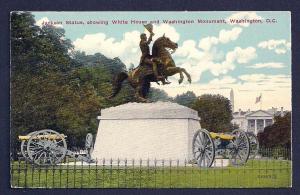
[{"x1": 11, "y1": 159, "x2": 291, "y2": 188}]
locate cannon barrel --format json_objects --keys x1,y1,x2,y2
[
  {"x1": 18, "y1": 134, "x2": 67, "y2": 141},
  {"x1": 209, "y1": 132, "x2": 234, "y2": 140}
]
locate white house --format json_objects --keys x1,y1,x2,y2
[{"x1": 232, "y1": 107, "x2": 285, "y2": 135}]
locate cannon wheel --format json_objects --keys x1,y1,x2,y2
[
  {"x1": 20, "y1": 131, "x2": 36, "y2": 162},
  {"x1": 27, "y1": 129, "x2": 67, "y2": 165},
  {"x1": 229, "y1": 129, "x2": 250, "y2": 166},
  {"x1": 192, "y1": 129, "x2": 215, "y2": 167},
  {"x1": 247, "y1": 132, "x2": 259, "y2": 159}
]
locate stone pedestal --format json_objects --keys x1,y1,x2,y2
[{"x1": 92, "y1": 102, "x2": 201, "y2": 164}]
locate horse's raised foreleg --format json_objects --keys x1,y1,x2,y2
[
  {"x1": 178, "y1": 70, "x2": 184, "y2": 84},
  {"x1": 180, "y1": 68, "x2": 192, "y2": 83},
  {"x1": 165, "y1": 67, "x2": 185, "y2": 84}
]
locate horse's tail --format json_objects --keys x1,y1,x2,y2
[
  {"x1": 107, "y1": 72, "x2": 128, "y2": 99},
  {"x1": 141, "y1": 76, "x2": 151, "y2": 97}
]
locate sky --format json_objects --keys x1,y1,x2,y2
[{"x1": 32, "y1": 11, "x2": 291, "y2": 111}]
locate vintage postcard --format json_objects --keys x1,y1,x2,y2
[{"x1": 10, "y1": 11, "x2": 291, "y2": 188}]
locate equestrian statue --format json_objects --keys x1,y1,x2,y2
[{"x1": 108, "y1": 24, "x2": 192, "y2": 102}]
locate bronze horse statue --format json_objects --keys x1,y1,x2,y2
[{"x1": 108, "y1": 34, "x2": 192, "y2": 102}]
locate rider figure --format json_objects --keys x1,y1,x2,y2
[{"x1": 139, "y1": 33, "x2": 169, "y2": 84}]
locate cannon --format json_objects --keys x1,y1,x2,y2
[
  {"x1": 18, "y1": 129, "x2": 95, "y2": 166},
  {"x1": 192, "y1": 129, "x2": 259, "y2": 167}
]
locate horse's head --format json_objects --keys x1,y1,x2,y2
[{"x1": 154, "y1": 34, "x2": 178, "y2": 54}]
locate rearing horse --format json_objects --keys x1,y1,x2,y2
[
  {"x1": 108, "y1": 35, "x2": 192, "y2": 102},
  {"x1": 152, "y1": 34, "x2": 191, "y2": 84}
]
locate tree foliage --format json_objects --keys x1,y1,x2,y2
[
  {"x1": 191, "y1": 94, "x2": 234, "y2": 133},
  {"x1": 257, "y1": 112, "x2": 291, "y2": 149},
  {"x1": 148, "y1": 88, "x2": 172, "y2": 102},
  {"x1": 174, "y1": 91, "x2": 197, "y2": 107}
]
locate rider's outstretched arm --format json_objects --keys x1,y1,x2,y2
[{"x1": 147, "y1": 33, "x2": 153, "y2": 44}]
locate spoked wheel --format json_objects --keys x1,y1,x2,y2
[
  {"x1": 247, "y1": 132, "x2": 259, "y2": 159},
  {"x1": 192, "y1": 129, "x2": 215, "y2": 167},
  {"x1": 229, "y1": 129, "x2": 250, "y2": 166},
  {"x1": 20, "y1": 131, "x2": 36, "y2": 162},
  {"x1": 27, "y1": 129, "x2": 67, "y2": 166}
]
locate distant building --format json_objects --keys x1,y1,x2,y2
[
  {"x1": 230, "y1": 88, "x2": 234, "y2": 112},
  {"x1": 232, "y1": 107, "x2": 286, "y2": 135}
]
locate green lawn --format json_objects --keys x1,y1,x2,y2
[{"x1": 11, "y1": 159, "x2": 291, "y2": 188}]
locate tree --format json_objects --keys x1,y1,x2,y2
[
  {"x1": 11, "y1": 12, "x2": 139, "y2": 156},
  {"x1": 71, "y1": 52, "x2": 136, "y2": 106},
  {"x1": 257, "y1": 112, "x2": 291, "y2": 149},
  {"x1": 11, "y1": 12, "x2": 77, "y2": 75},
  {"x1": 11, "y1": 12, "x2": 79, "y2": 156},
  {"x1": 147, "y1": 88, "x2": 172, "y2": 102},
  {"x1": 10, "y1": 12, "x2": 137, "y2": 158},
  {"x1": 191, "y1": 94, "x2": 234, "y2": 132},
  {"x1": 174, "y1": 91, "x2": 197, "y2": 107}
]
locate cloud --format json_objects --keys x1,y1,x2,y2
[
  {"x1": 226, "y1": 12, "x2": 263, "y2": 27},
  {"x1": 73, "y1": 23, "x2": 180, "y2": 68},
  {"x1": 225, "y1": 47, "x2": 257, "y2": 64},
  {"x1": 238, "y1": 74, "x2": 290, "y2": 84},
  {"x1": 198, "y1": 36, "x2": 219, "y2": 51},
  {"x1": 207, "y1": 46, "x2": 257, "y2": 76},
  {"x1": 173, "y1": 26, "x2": 251, "y2": 82},
  {"x1": 219, "y1": 27, "x2": 243, "y2": 43},
  {"x1": 175, "y1": 43, "x2": 257, "y2": 81},
  {"x1": 209, "y1": 76, "x2": 237, "y2": 85},
  {"x1": 146, "y1": 23, "x2": 180, "y2": 42},
  {"x1": 248, "y1": 62, "x2": 285, "y2": 69},
  {"x1": 175, "y1": 40, "x2": 205, "y2": 61},
  {"x1": 258, "y1": 39, "x2": 291, "y2": 54},
  {"x1": 36, "y1": 17, "x2": 63, "y2": 28},
  {"x1": 73, "y1": 31, "x2": 141, "y2": 67},
  {"x1": 198, "y1": 27, "x2": 242, "y2": 51}
]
